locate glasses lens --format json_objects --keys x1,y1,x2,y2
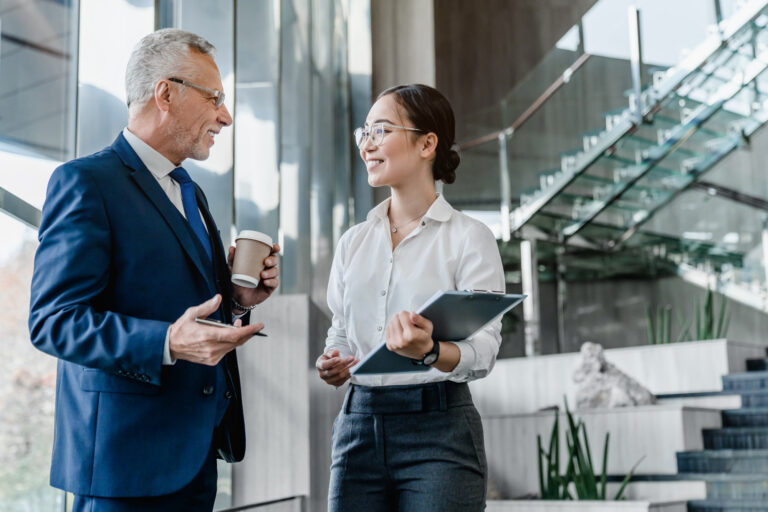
[
  {"x1": 354, "y1": 127, "x2": 365, "y2": 148},
  {"x1": 215, "y1": 91, "x2": 225, "y2": 108},
  {"x1": 371, "y1": 124, "x2": 385, "y2": 146}
]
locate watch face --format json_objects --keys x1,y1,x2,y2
[{"x1": 423, "y1": 353, "x2": 438, "y2": 365}]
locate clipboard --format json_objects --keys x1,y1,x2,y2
[{"x1": 351, "y1": 290, "x2": 526, "y2": 375}]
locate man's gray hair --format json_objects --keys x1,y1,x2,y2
[{"x1": 125, "y1": 28, "x2": 216, "y2": 117}]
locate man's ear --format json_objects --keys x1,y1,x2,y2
[
  {"x1": 420, "y1": 133, "x2": 438, "y2": 159},
  {"x1": 154, "y1": 80, "x2": 172, "y2": 112}
]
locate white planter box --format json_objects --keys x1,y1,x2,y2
[
  {"x1": 484, "y1": 405, "x2": 718, "y2": 498},
  {"x1": 486, "y1": 500, "x2": 689, "y2": 512},
  {"x1": 471, "y1": 339, "x2": 765, "y2": 416}
]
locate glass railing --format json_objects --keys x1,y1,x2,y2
[{"x1": 451, "y1": 0, "x2": 768, "y2": 310}]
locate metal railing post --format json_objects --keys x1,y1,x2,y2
[
  {"x1": 499, "y1": 131, "x2": 512, "y2": 242},
  {"x1": 629, "y1": 5, "x2": 644, "y2": 122},
  {"x1": 521, "y1": 239, "x2": 541, "y2": 356}
]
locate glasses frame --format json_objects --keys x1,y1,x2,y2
[
  {"x1": 354, "y1": 122, "x2": 425, "y2": 149},
  {"x1": 168, "y1": 77, "x2": 226, "y2": 108}
]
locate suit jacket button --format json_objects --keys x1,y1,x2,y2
[
  {"x1": 203, "y1": 385, "x2": 215, "y2": 396},
  {"x1": 225, "y1": 390, "x2": 233, "y2": 399}
]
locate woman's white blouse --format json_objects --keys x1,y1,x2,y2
[{"x1": 325, "y1": 194, "x2": 506, "y2": 387}]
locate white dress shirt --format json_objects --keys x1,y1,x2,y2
[
  {"x1": 325, "y1": 194, "x2": 506, "y2": 386},
  {"x1": 122, "y1": 127, "x2": 208, "y2": 366}
]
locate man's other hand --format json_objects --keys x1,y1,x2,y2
[{"x1": 228, "y1": 243, "x2": 280, "y2": 309}]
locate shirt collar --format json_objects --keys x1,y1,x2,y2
[
  {"x1": 366, "y1": 193, "x2": 454, "y2": 223},
  {"x1": 122, "y1": 127, "x2": 176, "y2": 179}
]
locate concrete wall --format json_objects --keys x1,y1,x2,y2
[
  {"x1": 434, "y1": 0, "x2": 597, "y2": 140},
  {"x1": 371, "y1": 0, "x2": 435, "y2": 93},
  {"x1": 483, "y1": 405, "x2": 720, "y2": 498},
  {"x1": 498, "y1": 275, "x2": 768, "y2": 360},
  {"x1": 232, "y1": 295, "x2": 311, "y2": 507}
]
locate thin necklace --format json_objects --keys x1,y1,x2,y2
[{"x1": 390, "y1": 202, "x2": 433, "y2": 233}]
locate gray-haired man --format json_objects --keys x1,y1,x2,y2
[{"x1": 29, "y1": 28, "x2": 279, "y2": 511}]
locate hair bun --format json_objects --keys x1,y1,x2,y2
[{"x1": 441, "y1": 149, "x2": 460, "y2": 184}]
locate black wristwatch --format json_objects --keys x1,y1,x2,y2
[{"x1": 415, "y1": 339, "x2": 440, "y2": 366}]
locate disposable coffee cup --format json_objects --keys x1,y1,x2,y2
[{"x1": 231, "y1": 230, "x2": 273, "y2": 288}]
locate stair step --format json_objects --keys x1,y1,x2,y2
[
  {"x1": 704, "y1": 428, "x2": 768, "y2": 449},
  {"x1": 735, "y1": 391, "x2": 768, "y2": 408},
  {"x1": 723, "y1": 372, "x2": 768, "y2": 392},
  {"x1": 723, "y1": 409, "x2": 768, "y2": 427},
  {"x1": 677, "y1": 450, "x2": 768, "y2": 473},
  {"x1": 747, "y1": 358, "x2": 768, "y2": 372},
  {"x1": 688, "y1": 499, "x2": 768, "y2": 512},
  {"x1": 680, "y1": 474, "x2": 768, "y2": 500}
]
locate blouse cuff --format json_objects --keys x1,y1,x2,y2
[{"x1": 449, "y1": 341, "x2": 478, "y2": 381}]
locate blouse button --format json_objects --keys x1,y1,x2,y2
[
  {"x1": 380, "y1": 290, "x2": 386, "y2": 296},
  {"x1": 377, "y1": 326, "x2": 383, "y2": 331}
]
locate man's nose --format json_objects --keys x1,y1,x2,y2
[{"x1": 218, "y1": 103, "x2": 233, "y2": 127}]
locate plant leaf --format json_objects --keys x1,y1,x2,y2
[{"x1": 614, "y1": 455, "x2": 646, "y2": 500}]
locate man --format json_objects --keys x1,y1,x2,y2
[{"x1": 28, "y1": 29, "x2": 278, "y2": 511}]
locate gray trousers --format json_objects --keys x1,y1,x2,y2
[{"x1": 328, "y1": 381, "x2": 487, "y2": 512}]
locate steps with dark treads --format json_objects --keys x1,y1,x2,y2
[
  {"x1": 703, "y1": 427, "x2": 768, "y2": 449},
  {"x1": 688, "y1": 499, "x2": 768, "y2": 512},
  {"x1": 746, "y1": 358, "x2": 768, "y2": 372},
  {"x1": 723, "y1": 409, "x2": 768, "y2": 427},
  {"x1": 678, "y1": 449, "x2": 768, "y2": 473},
  {"x1": 723, "y1": 372, "x2": 768, "y2": 392}
]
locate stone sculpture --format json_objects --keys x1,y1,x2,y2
[{"x1": 573, "y1": 342, "x2": 656, "y2": 408}]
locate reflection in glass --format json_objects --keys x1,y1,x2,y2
[
  {"x1": 0, "y1": 212, "x2": 59, "y2": 511},
  {"x1": 0, "y1": 0, "x2": 78, "y2": 162}
]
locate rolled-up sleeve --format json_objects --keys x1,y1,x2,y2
[
  {"x1": 324, "y1": 235, "x2": 354, "y2": 358},
  {"x1": 448, "y1": 223, "x2": 505, "y2": 382}
]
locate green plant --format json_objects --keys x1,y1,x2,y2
[
  {"x1": 646, "y1": 305, "x2": 672, "y2": 344},
  {"x1": 645, "y1": 288, "x2": 729, "y2": 344},
  {"x1": 693, "y1": 288, "x2": 730, "y2": 340},
  {"x1": 537, "y1": 399, "x2": 644, "y2": 501},
  {"x1": 537, "y1": 412, "x2": 571, "y2": 499}
]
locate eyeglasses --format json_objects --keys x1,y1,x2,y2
[
  {"x1": 353, "y1": 122, "x2": 425, "y2": 149},
  {"x1": 168, "y1": 77, "x2": 226, "y2": 108}
]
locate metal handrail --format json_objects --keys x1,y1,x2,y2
[
  {"x1": 218, "y1": 496, "x2": 304, "y2": 511},
  {"x1": 459, "y1": 52, "x2": 592, "y2": 151}
]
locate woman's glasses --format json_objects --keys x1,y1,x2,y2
[{"x1": 353, "y1": 122, "x2": 424, "y2": 149}]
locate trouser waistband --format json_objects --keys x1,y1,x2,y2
[{"x1": 343, "y1": 381, "x2": 473, "y2": 414}]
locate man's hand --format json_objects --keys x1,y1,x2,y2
[
  {"x1": 315, "y1": 349, "x2": 359, "y2": 387},
  {"x1": 169, "y1": 294, "x2": 264, "y2": 365},
  {"x1": 385, "y1": 311, "x2": 434, "y2": 360},
  {"x1": 228, "y1": 243, "x2": 280, "y2": 310}
]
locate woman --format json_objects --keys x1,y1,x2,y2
[{"x1": 316, "y1": 84, "x2": 505, "y2": 511}]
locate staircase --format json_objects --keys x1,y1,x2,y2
[
  {"x1": 455, "y1": 0, "x2": 768, "y2": 313},
  {"x1": 676, "y1": 354, "x2": 768, "y2": 511}
]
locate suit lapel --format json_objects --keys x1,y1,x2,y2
[{"x1": 110, "y1": 134, "x2": 214, "y2": 291}]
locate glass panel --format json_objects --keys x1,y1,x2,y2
[
  {"x1": 279, "y1": 0, "x2": 312, "y2": 294},
  {"x1": 0, "y1": 0, "x2": 78, "y2": 210},
  {"x1": 156, "y1": 0, "x2": 235, "y2": 254},
  {"x1": 0, "y1": 0, "x2": 78, "y2": 162},
  {"x1": 156, "y1": 2, "x2": 235, "y2": 506},
  {"x1": 234, "y1": 0, "x2": 280, "y2": 251},
  {"x1": 0, "y1": 212, "x2": 60, "y2": 511},
  {"x1": 644, "y1": 188, "x2": 767, "y2": 293},
  {"x1": 77, "y1": 0, "x2": 153, "y2": 157}
]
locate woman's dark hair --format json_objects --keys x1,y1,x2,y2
[{"x1": 377, "y1": 84, "x2": 460, "y2": 184}]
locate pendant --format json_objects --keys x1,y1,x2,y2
[{"x1": 391, "y1": 227, "x2": 397, "y2": 233}]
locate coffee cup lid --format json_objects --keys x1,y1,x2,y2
[{"x1": 236, "y1": 230, "x2": 273, "y2": 247}]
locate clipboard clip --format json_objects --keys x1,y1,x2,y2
[{"x1": 465, "y1": 289, "x2": 506, "y2": 294}]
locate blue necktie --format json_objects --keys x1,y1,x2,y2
[{"x1": 169, "y1": 167, "x2": 213, "y2": 264}]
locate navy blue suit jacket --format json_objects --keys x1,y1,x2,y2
[{"x1": 28, "y1": 134, "x2": 245, "y2": 497}]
